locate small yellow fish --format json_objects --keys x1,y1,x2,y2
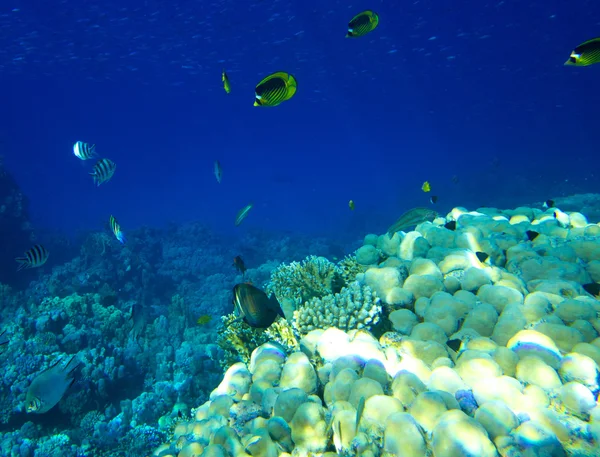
[
  {"x1": 222, "y1": 69, "x2": 231, "y2": 93},
  {"x1": 421, "y1": 181, "x2": 431, "y2": 192},
  {"x1": 565, "y1": 38, "x2": 600, "y2": 66},
  {"x1": 346, "y1": 10, "x2": 379, "y2": 38},
  {"x1": 197, "y1": 315, "x2": 212, "y2": 325},
  {"x1": 254, "y1": 72, "x2": 297, "y2": 107},
  {"x1": 348, "y1": 200, "x2": 355, "y2": 210}
]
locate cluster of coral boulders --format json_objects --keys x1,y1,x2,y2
[{"x1": 154, "y1": 204, "x2": 600, "y2": 457}]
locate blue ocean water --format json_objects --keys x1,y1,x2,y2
[
  {"x1": 1, "y1": 0, "x2": 597, "y2": 240},
  {"x1": 1, "y1": 0, "x2": 600, "y2": 455}
]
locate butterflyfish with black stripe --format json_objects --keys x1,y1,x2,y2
[
  {"x1": 16, "y1": 245, "x2": 49, "y2": 271},
  {"x1": 109, "y1": 215, "x2": 126, "y2": 244},
  {"x1": 73, "y1": 141, "x2": 97, "y2": 160},
  {"x1": 90, "y1": 158, "x2": 116, "y2": 186},
  {"x1": 346, "y1": 10, "x2": 379, "y2": 38},
  {"x1": 565, "y1": 38, "x2": 600, "y2": 66},
  {"x1": 254, "y1": 72, "x2": 297, "y2": 107}
]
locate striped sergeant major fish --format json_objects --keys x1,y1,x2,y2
[
  {"x1": 90, "y1": 158, "x2": 116, "y2": 186},
  {"x1": 73, "y1": 141, "x2": 97, "y2": 160},
  {"x1": 109, "y1": 215, "x2": 126, "y2": 244},
  {"x1": 16, "y1": 244, "x2": 49, "y2": 271}
]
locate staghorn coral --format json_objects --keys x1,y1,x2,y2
[
  {"x1": 265, "y1": 255, "x2": 345, "y2": 308},
  {"x1": 292, "y1": 282, "x2": 382, "y2": 337}
]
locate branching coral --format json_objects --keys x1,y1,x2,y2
[
  {"x1": 216, "y1": 314, "x2": 273, "y2": 368},
  {"x1": 265, "y1": 255, "x2": 345, "y2": 308},
  {"x1": 292, "y1": 282, "x2": 382, "y2": 337}
]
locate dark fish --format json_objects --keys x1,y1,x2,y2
[
  {"x1": 222, "y1": 69, "x2": 231, "y2": 94},
  {"x1": 475, "y1": 251, "x2": 489, "y2": 263},
  {"x1": 0, "y1": 330, "x2": 8, "y2": 346},
  {"x1": 233, "y1": 255, "x2": 247, "y2": 275},
  {"x1": 430, "y1": 195, "x2": 438, "y2": 204},
  {"x1": 565, "y1": 38, "x2": 600, "y2": 66},
  {"x1": 235, "y1": 203, "x2": 253, "y2": 226},
  {"x1": 526, "y1": 230, "x2": 540, "y2": 241},
  {"x1": 543, "y1": 199, "x2": 555, "y2": 209},
  {"x1": 583, "y1": 283, "x2": 600, "y2": 297},
  {"x1": 26, "y1": 357, "x2": 80, "y2": 414},
  {"x1": 16, "y1": 245, "x2": 49, "y2": 271},
  {"x1": 444, "y1": 221, "x2": 456, "y2": 231},
  {"x1": 73, "y1": 141, "x2": 96, "y2": 160},
  {"x1": 346, "y1": 10, "x2": 379, "y2": 38},
  {"x1": 90, "y1": 158, "x2": 116, "y2": 186},
  {"x1": 214, "y1": 160, "x2": 223, "y2": 183},
  {"x1": 109, "y1": 215, "x2": 126, "y2": 244},
  {"x1": 232, "y1": 283, "x2": 283, "y2": 328},
  {"x1": 130, "y1": 303, "x2": 146, "y2": 340},
  {"x1": 446, "y1": 339, "x2": 462, "y2": 352},
  {"x1": 388, "y1": 207, "x2": 437, "y2": 235},
  {"x1": 254, "y1": 72, "x2": 297, "y2": 107}
]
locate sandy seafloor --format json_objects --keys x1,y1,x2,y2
[{"x1": 2, "y1": 192, "x2": 600, "y2": 457}]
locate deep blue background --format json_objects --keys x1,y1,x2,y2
[{"x1": 1, "y1": 0, "x2": 598, "y2": 240}]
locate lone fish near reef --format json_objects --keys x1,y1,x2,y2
[
  {"x1": 109, "y1": 215, "x2": 126, "y2": 244},
  {"x1": 232, "y1": 283, "x2": 283, "y2": 328},
  {"x1": 235, "y1": 203, "x2": 253, "y2": 226},
  {"x1": 233, "y1": 255, "x2": 247, "y2": 275},
  {"x1": 346, "y1": 10, "x2": 379, "y2": 38},
  {"x1": 26, "y1": 357, "x2": 80, "y2": 414},
  {"x1": 214, "y1": 160, "x2": 223, "y2": 184},
  {"x1": 387, "y1": 207, "x2": 437, "y2": 235},
  {"x1": 16, "y1": 244, "x2": 49, "y2": 271}
]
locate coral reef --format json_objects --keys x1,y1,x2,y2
[{"x1": 292, "y1": 282, "x2": 382, "y2": 336}]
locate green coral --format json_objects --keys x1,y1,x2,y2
[
  {"x1": 337, "y1": 255, "x2": 365, "y2": 284},
  {"x1": 216, "y1": 314, "x2": 273, "y2": 369},
  {"x1": 265, "y1": 255, "x2": 345, "y2": 307},
  {"x1": 292, "y1": 282, "x2": 382, "y2": 337}
]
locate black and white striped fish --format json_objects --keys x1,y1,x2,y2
[
  {"x1": 90, "y1": 158, "x2": 116, "y2": 186},
  {"x1": 73, "y1": 141, "x2": 97, "y2": 160},
  {"x1": 16, "y1": 245, "x2": 49, "y2": 271}
]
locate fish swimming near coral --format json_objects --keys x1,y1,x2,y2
[
  {"x1": 346, "y1": 10, "x2": 379, "y2": 38},
  {"x1": 387, "y1": 207, "x2": 437, "y2": 235},
  {"x1": 232, "y1": 283, "x2": 284, "y2": 328},
  {"x1": 233, "y1": 255, "x2": 247, "y2": 275},
  {"x1": 214, "y1": 160, "x2": 223, "y2": 184},
  {"x1": 564, "y1": 38, "x2": 600, "y2": 66},
  {"x1": 90, "y1": 158, "x2": 116, "y2": 186},
  {"x1": 254, "y1": 72, "x2": 297, "y2": 107},
  {"x1": 196, "y1": 314, "x2": 212, "y2": 326},
  {"x1": 542, "y1": 199, "x2": 555, "y2": 209},
  {"x1": 26, "y1": 356, "x2": 80, "y2": 414},
  {"x1": 109, "y1": 215, "x2": 126, "y2": 244},
  {"x1": 583, "y1": 283, "x2": 600, "y2": 297},
  {"x1": 73, "y1": 141, "x2": 96, "y2": 160},
  {"x1": 235, "y1": 203, "x2": 254, "y2": 226},
  {"x1": 444, "y1": 220, "x2": 456, "y2": 231},
  {"x1": 222, "y1": 69, "x2": 231, "y2": 94},
  {"x1": 130, "y1": 303, "x2": 146, "y2": 341},
  {"x1": 16, "y1": 244, "x2": 49, "y2": 271},
  {"x1": 430, "y1": 195, "x2": 438, "y2": 204},
  {"x1": 526, "y1": 230, "x2": 540, "y2": 241},
  {"x1": 475, "y1": 251, "x2": 489, "y2": 263}
]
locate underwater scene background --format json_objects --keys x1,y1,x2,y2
[{"x1": 2, "y1": 0, "x2": 600, "y2": 456}]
